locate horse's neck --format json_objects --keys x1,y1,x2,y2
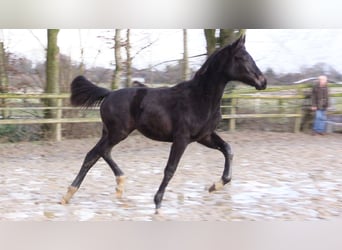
[{"x1": 194, "y1": 73, "x2": 228, "y2": 109}]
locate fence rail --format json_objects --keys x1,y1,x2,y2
[
  {"x1": 221, "y1": 84, "x2": 342, "y2": 132},
  {"x1": 0, "y1": 117, "x2": 101, "y2": 125},
  {"x1": 1, "y1": 84, "x2": 342, "y2": 141},
  {"x1": 222, "y1": 91, "x2": 304, "y2": 132}
]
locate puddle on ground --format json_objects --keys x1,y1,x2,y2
[{"x1": 1, "y1": 162, "x2": 341, "y2": 221}]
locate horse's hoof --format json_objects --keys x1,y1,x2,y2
[
  {"x1": 60, "y1": 198, "x2": 68, "y2": 205},
  {"x1": 208, "y1": 183, "x2": 216, "y2": 193},
  {"x1": 60, "y1": 186, "x2": 78, "y2": 204},
  {"x1": 208, "y1": 181, "x2": 224, "y2": 193},
  {"x1": 115, "y1": 188, "x2": 123, "y2": 199}
]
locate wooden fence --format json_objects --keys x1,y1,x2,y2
[
  {"x1": 0, "y1": 84, "x2": 341, "y2": 141},
  {"x1": 0, "y1": 93, "x2": 101, "y2": 141},
  {"x1": 223, "y1": 84, "x2": 342, "y2": 132}
]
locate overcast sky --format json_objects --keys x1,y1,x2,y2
[{"x1": 2, "y1": 29, "x2": 342, "y2": 74}]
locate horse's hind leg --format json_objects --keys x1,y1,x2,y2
[
  {"x1": 101, "y1": 145, "x2": 125, "y2": 198},
  {"x1": 61, "y1": 137, "x2": 105, "y2": 204},
  {"x1": 61, "y1": 128, "x2": 128, "y2": 204},
  {"x1": 197, "y1": 132, "x2": 233, "y2": 192},
  {"x1": 100, "y1": 125, "x2": 134, "y2": 198},
  {"x1": 61, "y1": 135, "x2": 107, "y2": 204}
]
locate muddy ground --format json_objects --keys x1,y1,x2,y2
[{"x1": 0, "y1": 131, "x2": 341, "y2": 221}]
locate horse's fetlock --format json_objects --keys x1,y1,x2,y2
[
  {"x1": 154, "y1": 192, "x2": 164, "y2": 208},
  {"x1": 222, "y1": 176, "x2": 232, "y2": 184}
]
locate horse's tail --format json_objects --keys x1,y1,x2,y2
[{"x1": 70, "y1": 75, "x2": 111, "y2": 108}]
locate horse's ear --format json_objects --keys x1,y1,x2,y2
[
  {"x1": 231, "y1": 35, "x2": 245, "y2": 51},
  {"x1": 240, "y1": 34, "x2": 246, "y2": 45}
]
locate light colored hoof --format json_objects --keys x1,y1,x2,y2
[
  {"x1": 115, "y1": 176, "x2": 125, "y2": 198},
  {"x1": 60, "y1": 198, "x2": 68, "y2": 205},
  {"x1": 208, "y1": 180, "x2": 224, "y2": 193},
  {"x1": 115, "y1": 188, "x2": 123, "y2": 198},
  {"x1": 61, "y1": 186, "x2": 78, "y2": 205}
]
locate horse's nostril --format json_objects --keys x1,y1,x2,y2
[
  {"x1": 263, "y1": 80, "x2": 267, "y2": 89},
  {"x1": 259, "y1": 76, "x2": 267, "y2": 90},
  {"x1": 256, "y1": 80, "x2": 267, "y2": 90}
]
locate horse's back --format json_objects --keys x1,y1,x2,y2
[
  {"x1": 99, "y1": 85, "x2": 195, "y2": 141},
  {"x1": 99, "y1": 87, "x2": 167, "y2": 135}
]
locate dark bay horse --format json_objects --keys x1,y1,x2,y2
[{"x1": 61, "y1": 35, "x2": 267, "y2": 213}]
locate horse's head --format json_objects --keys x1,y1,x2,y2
[{"x1": 220, "y1": 35, "x2": 267, "y2": 90}]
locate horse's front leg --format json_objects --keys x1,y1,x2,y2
[
  {"x1": 198, "y1": 132, "x2": 233, "y2": 192},
  {"x1": 154, "y1": 138, "x2": 188, "y2": 214}
]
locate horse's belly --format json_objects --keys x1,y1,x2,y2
[
  {"x1": 138, "y1": 129, "x2": 173, "y2": 142},
  {"x1": 136, "y1": 113, "x2": 173, "y2": 142}
]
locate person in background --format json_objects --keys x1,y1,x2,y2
[{"x1": 311, "y1": 75, "x2": 329, "y2": 135}]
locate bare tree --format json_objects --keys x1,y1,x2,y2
[
  {"x1": 112, "y1": 29, "x2": 122, "y2": 89},
  {"x1": 204, "y1": 29, "x2": 246, "y2": 56},
  {"x1": 78, "y1": 29, "x2": 85, "y2": 74},
  {"x1": 182, "y1": 29, "x2": 190, "y2": 81},
  {"x1": 98, "y1": 29, "x2": 158, "y2": 87},
  {"x1": 43, "y1": 29, "x2": 60, "y2": 140},
  {"x1": 218, "y1": 29, "x2": 245, "y2": 46},
  {"x1": 204, "y1": 29, "x2": 216, "y2": 56},
  {"x1": 0, "y1": 29, "x2": 9, "y2": 118},
  {"x1": 46, "y1": 29, "x2": 60, "y2": 95},
  {"x1": 125, "y1": 29, "x2": 132, "y2": 87}
]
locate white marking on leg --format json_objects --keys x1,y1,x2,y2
[
  {"x1": 61, "y1": 186, "x2": 78, "y2": 204},
  {"x1": 115, "y1": 176, "x2": 126, "y2": 198}
]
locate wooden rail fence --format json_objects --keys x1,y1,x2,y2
[
  {"x1": 0, "y1": 93, "x2": 101, "y2": 141},
  {"x1": 222, "y1": 93, "x2": 306, "y2": 132},
  {"x1": 1, "y1": 84, "x2": 341, "y2": 141},
  {"x1": 222, "y1": 84, "x2": 342, "y2": 132}
]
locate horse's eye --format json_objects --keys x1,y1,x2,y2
[{"x1": 234, "y1": 55, "x2": 242, "y2": 61}]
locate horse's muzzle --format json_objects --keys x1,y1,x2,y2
[{"x1": 255, "y1": 76, "x2": 267, "y2": 90}]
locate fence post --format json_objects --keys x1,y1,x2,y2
[
  {"x1": 255, "y1": 92, "x2": 260, "y2": 113},
  {"x1": 278, "y1": 99, "x2": 284, "y2": 115},
  {"x1": 229, "y1": 97, "x2": 237, "y2": 132},
  {"x1": 55, "y1": 98, "x2": 62, "y2": 141},
  {"x1": 294, "y1": 87, "x2": 303, "y2": 133}
]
